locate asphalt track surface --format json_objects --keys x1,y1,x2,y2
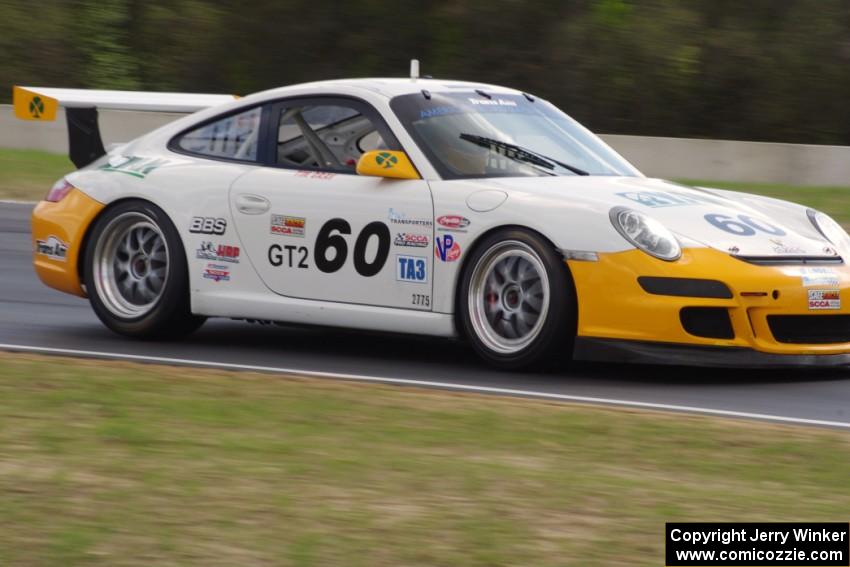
[{"x1": 2, "y1": 202, "x2": 850, "y2": 428}]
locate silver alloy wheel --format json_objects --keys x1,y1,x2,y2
[
  {"x1": 92, "y1": 212, "x2": 169, "y2": 318},
  {"x1": 468, "y1": 240, "x2": 550, "y2": 354}
]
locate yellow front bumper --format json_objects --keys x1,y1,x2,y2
[
  {"x1": 568, "y1": 247, "x2": 850, "y2": 357},
  {"x1": 31, "y1": 189, "x2": 105, "y2": 297}
]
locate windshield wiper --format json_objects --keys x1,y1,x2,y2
[{"x1": 459, "y1": 133, "x2": 589, "y2": 176}]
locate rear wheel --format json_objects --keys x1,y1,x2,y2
[
  {"x1": 83, "y1": 200, "x2": 205, "y2": 338},
  {"x1": 459, "y1": 229, "x2": 576, "y2": 369}
]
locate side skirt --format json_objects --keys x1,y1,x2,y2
[{"x1": 193, "y1": 291, "x2": 458, "y2": 338}]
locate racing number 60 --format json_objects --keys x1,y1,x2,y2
[
  {"x1": 704, "y1": 213, "x2": 786, "y2": 236},
  {"x1": 314, "y1": 218, "x2": 391, "y2": 276}
]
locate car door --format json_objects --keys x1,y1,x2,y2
[{"x1": 229, "y1": 96, "x2": 435, "y2": 311}]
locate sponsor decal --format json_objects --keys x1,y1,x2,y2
[
  {"x1": 436, "y1": 215, "x2": 471, "y2": 232},
  {"x1": 396, "y1": 255, "x2": 427, "y2": 283},
  {"x1": 295, "y1": 171, "x2": 335, "y2": 180},
  {"x1": 801, "y1": 267, "x2": 840, "y2": 288},
  {"x1": 468, "y1": 97, "x2": 517, "y2": 107},
  {"x1": 270, "y1": 214, "x2": 306, "y2": 237},
  {"x1": 617, "y1": 191, "x2": 716, "y2": 208},
  {"x1": 190, "y1": 217, "x2": 227, "y2": 235},
  {"x1": 203, "y1": 263, "x2": 230, "y2": 282},
  {"x1": 388, "y1": 208, "x2": 433, "y2": 227},
  {"x1": 394, "y1": 232, "x2": 429, "y2": 248},
  {"x1": 35, "y1": 235, "x2": 68, "y2": 261},
  {"x1": 419, "y1": 106, "x2": 457, "y2": 119},
  {"x1": 435, "y1": 234, "x2": 461, "y2": 262},
  {"x1": 196, "y1": 241, "x2": 240, "y2": 263},
  {"x1": 808, "y1": 289, "x2": 840, "y2": 310},
  {"x1": 770, "y1": 238, "x2": 806, "y2": 255},
  {"x1": 99, "y1": 155, "x2": 171, "y2": 179},
  {"x1": 375, "y1": 151, "x2": 398, "y2": 169}
]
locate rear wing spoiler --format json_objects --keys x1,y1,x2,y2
[{"x1": 13, "y1": 86, "x2": 238, "y2": 168}]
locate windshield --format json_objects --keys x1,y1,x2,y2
[{"x1": 390, "y1": 92, "x2": 641, "y2": 180}]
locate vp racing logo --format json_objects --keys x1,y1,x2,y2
[
  {"x1": 435, "y1": 234, "x2": 461, "y2": 262},
  {"x1": 35, "y1": 235, "x2": 68, "y2": 261}
]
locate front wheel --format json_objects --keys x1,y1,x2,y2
[
  {"x1": 459, "y1": 229, "x2": 576, "y2": 369},
  {"x1": 83, "y1": 200, "x2": 205, "y2": 339}
]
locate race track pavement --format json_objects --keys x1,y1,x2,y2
[{"x1": 2, "y1": 203, "x2": 849, "y2": 428}]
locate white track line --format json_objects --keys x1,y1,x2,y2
[{"x1": 2, "y1": 342, "x2": 849, "y2": 430}]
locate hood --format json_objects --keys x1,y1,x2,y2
[{"x1": 484, "y1": 176, "x2": 837, "y2": 260}]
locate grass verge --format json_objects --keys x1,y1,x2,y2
[
  {"x1": 0, "y1": 148, "x2": 74, "y2": 201},
  {"x1": 0, "y1": 353, "x2": 848, "y2": 566},
  {"x1": 680, "y1": 179, "x2": 850, "y2": 225}
]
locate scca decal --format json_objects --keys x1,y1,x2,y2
[
  {"x1": 435, "y1": 235, "x2": 461, "y2": 262},
  {"x1": 394, "y1": 232, "x2": 429, "y2": 248},
  {"x1": 270, "y1": 214, "x2": 305, "y2": 237},
  {"x1": 190, "y1": 217, "x2": 227, "y2": 235},
  {"x1": 808, "y1": 289, "x2": 840, "y2": 310},
  {"x1": 397, "y1": 255, "x2": 427, "y2": 283}
]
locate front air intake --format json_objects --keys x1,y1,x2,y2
[
  {"x1": 680, "y1": 307, "x2": 734, "y2": 339},
  {"x1": 768, "y1": 315, "x2": 850, "y2": 344}
]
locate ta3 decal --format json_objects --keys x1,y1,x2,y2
[{"x1": 396, "y1": 255, "x2": 428, "y2": 283}]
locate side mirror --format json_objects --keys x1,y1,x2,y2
[{"x1": 356, "y1": 150, "x2": 420, "y2": 180}]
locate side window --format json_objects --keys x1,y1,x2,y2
[
  {"x1": 277, "y1": 102, "x2": 388, "y2": 172},
  {"x1": 177, "y1": 106, "x2": 262, "y2": 161}
]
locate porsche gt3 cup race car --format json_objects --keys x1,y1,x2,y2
[{"x1": 14, "y1": 69, "x2": 850, "y2": 369}]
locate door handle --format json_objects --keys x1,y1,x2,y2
[{"x1": 235, "y1": 194, "x2": 270, "y2": 215}]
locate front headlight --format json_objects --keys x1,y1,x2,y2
[
  {"x1": 610, "y1": 207, "x2": 681, "y2": 261},
  {"x1": 807, "y1": 209, "x2": 850, "y2": 254}
]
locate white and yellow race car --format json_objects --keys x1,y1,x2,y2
[{"x1": 14, "y1": 70, "x2": 850, "y2": 369}]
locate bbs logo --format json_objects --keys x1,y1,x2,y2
[{"x1": 190, "y1": 217, "x2": 227, "y2": 235}]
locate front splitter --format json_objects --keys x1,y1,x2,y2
[{"x1": 574, "y1": 337, "x2": 850, "y2": 369}]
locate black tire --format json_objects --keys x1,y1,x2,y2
[
  {"x1": 83, "y1": 199, "x2": 205, "y2": 339},
  {"x1": 458, "y1": 228, "x2": 576, "y2": 370}
]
